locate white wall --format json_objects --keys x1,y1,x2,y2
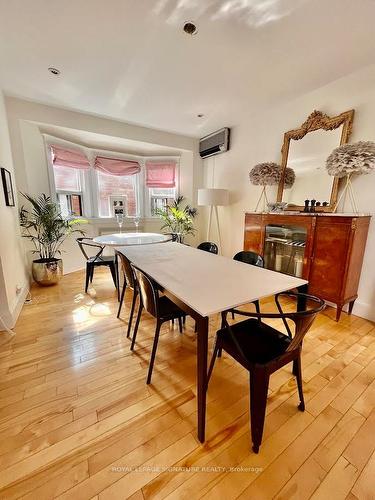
[
  {"x1": 202, "y1": 63, "x2": 375, "y2": 321},
  {"x1": 5, "y1": 97, "x2": 202, "y2": 275},
  {"x1": 0, "y1": 91, "x2": 29, "y2": 329}
]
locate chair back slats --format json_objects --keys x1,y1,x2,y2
[
  {"x1": 117, "y1": 252, "x2": 135, "y2": 289},
  {"x1": 226, "y1": 292, "x2": 325, "y2": 360},
  {"x1": 286, "y1": 314, "x2": 317, "y2": 352},
  {"x1": 274, "y1": 293, "x2": 293, "y2": 339},
  {"x1": 131, "y1": 265, "x2": 159, "y2": 318},
  {"x1": 76, "y1": 237, "x2": 104, "y2": 262},
  {"x1": 233, "y1": 251, "x2": 264, "y2": 267}
]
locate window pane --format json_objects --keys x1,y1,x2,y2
[
  {"x1": 58, "y1": 193, "x2": 83, "y2": 217},
  {"x1": 149, "y1": 187, "x2": 175, "y2": 215},
  {"x1": 149, "y1": 187, "x2": 175, "y2": 197},
  {"x1": 53, "y1": 165, "x2": 81, "y2": 192},
  {"x1": 97, "y1": 171, "x2": 137, "y2": 217}
]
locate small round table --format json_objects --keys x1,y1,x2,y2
[
  {"x1": 92, "y1": 232, "x2": 172, "y2": 247},
  {"x1": 93, "y1": 232, "x2": 172, "y2": 300}
]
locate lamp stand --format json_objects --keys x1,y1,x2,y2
[
  {"x1": 207, "y1": 205, "x2": 213, "y2": 241},
  {"x1": 254, "y1": 186, "x2": 269, "y2": 212},
  {"x1": 333, "y1": 174, "x2": 359, "y2": 213},
  {"x1": 206, "y1": 205, "x2": 223, "y2": 253}
]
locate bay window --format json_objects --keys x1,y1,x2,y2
[{"x1": 48, "y1": 143, "x2": 178, "y2": 219}]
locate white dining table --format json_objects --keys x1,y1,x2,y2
[
  {"x1": 93, "y1": 232, "x2": 172, "y2": 247},
  {"x1": 117, "y1": 242, "x2": 308, "y2": 443}
]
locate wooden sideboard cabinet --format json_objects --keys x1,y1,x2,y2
[{"x1": 244, "y1": 212, "x2": 371, "y2": 321}]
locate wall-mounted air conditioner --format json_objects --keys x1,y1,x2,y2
[{"x1": 199, "y1": 127, "x2": 230, "y2": 159}]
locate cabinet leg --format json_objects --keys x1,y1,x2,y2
[
  {"x1": 335, "y1": 304, "x2": 343, "y2": 322},
  {"x1": 348, "y1": 300, "x2": 355, "y2": 315}
]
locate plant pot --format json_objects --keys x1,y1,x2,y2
[
  {"x1": 32, "y1": 258, "x2": 63, "y2": 286},
  {"x1": 169, "y1": 233, "x2": 184, "y2": 243}
]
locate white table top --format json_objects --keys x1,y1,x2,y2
[
  {"x1": 118, "y1": 242, "x2": 307, "y2": 317},
  {"x1": 93, "y1": 232, "x2": 172, "y2": 246}
]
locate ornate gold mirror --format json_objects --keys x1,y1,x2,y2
[{"x1": 277, "y1": 110, "x2": 355, "y2": 211}]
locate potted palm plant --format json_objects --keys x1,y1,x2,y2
[
  {"x1": 154, "y1": 196, "x2": 197, "y2": 243},
  {"x1": 19, "y1": 193, "x2": 85, "y2": 286}
]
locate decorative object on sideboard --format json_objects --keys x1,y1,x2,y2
[
  {"x1": 1, "y1": 167, "x2": 15, "y2": 207},
  {"x1": 326, "y1": 141, "x2": 375, "y2": 213},
  {"x1": 19, "y1": 193, "x2": 86, "y2": 286},
  {"x1": 303, "y1": 200, "x2": 329, "y2": 212},
  {"x1": 197, "y1": 188, "x2": 228, "y2": 253},
  {"x1": 249, "y1": 162, "x2": 281, "y2": 212},
  {"x1": 267, "y1": 202, "x2": 287, "y2": 213}
]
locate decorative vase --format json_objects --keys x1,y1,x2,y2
[{"x1": 32, "y1": 258, "x2": 63, "y2": 286}]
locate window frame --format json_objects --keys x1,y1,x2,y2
[
  {"x1": 143, "y1": 157, "x2": 179, "y2": 218},
  {"x1": 93, "y1": 168, "x2": 141, "y2": 219}
]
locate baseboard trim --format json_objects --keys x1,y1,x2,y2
[
  {"x1": 0, "y1": 285, "x2": 29, "y2": 331},
  {"x1": 352, "y1": 300, "x2": 375, "y2": 322}
]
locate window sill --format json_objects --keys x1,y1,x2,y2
[{"x1": 82, "y1": 216, "x2": 161, "y2": 224}]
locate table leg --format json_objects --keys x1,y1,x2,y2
[
  {"x1": 115, "y1": 252, "x2": 120, "y2": 302},
  {"x1": 293, "y1": 283, "x2": 309, "y2": 375},
  {"x1": 196, "y1": 314, "x2": 209, "y2": 443},
  {"x1": 297, "y1": 283, "x2": 308, "y2": 311}
]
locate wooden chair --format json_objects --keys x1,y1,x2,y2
[
  {"x1": 76, "y1": 237, "x2": 117, "y2": 293},
  {"x1": 116, "y1": 252, "x2": 139, "y2": 338},
  {"x1": 207, "y1": 292, "x2": 325, "y2": 453},
  {"x1": 130, "y1": 264, "x2": 186, "y2": 384},
  {"x1": 197, "y1": 242, "x2": 218, "y2": 254}
]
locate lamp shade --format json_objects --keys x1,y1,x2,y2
[{"x1": 197, "y1": 188, "x2": 229, "y2": 206}]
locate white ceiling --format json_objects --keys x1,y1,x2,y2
[{"x1": 1, "y1": 0, "x2": 375, "y2": 137}]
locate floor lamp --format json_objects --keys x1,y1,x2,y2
[{"x1": 198, "y1": 188, "x2": 229, "y2": 253}]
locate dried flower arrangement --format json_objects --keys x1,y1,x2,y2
[{"x1": 326, "y1": 141, "x2": 375, "y2": 212}]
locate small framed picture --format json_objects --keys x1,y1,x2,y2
[{"x1": 1, "y1": 167, "x2": 15, "y2": 207}]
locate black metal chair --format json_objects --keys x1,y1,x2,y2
[
  {"x1": 233, "y1": 250, "x2": 264, "y2": 267},
  {"x1": 197, "y1": 242, "x2": 219, "y2": 254},
  {"x1": 76, "y1": 237, "x2": 117, "y2": 293},
  {"x1": 130, "y1": 264, "x2": 186, "y2": 384},
  {"x1": 116, "y1": 252, "x2": 139, "y2": 338},
  {"x1": 207, "y1": 292, "x2": 325, "y2": 453},
  {"x1": 231, "y1": 251, "x2": 264, "y2": 318}
]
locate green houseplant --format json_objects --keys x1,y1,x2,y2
[
  {"x1": 154, "y1": 196, "x2": 197, "y2": 243},
  {"x1": 19, "y1": 193, "x2": 85, "y2": 286}
]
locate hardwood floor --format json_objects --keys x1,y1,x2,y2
[{"x1": 0, "y1": 268, "x2": 374, "y2": 499}]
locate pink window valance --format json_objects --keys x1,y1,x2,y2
[
  {"x1": 94, "y1": 156, "x2": 141, "y2": 176},
  {"x1": 51, "y1": 145, "x2": 90, "y2": 170},
  {"x1": 146, "y1": 161, "x2": 176, "y2": 188}
]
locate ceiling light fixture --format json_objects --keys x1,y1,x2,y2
[
  {"x1": 183, "y1": 21, "x2": 198, "y2": 36},
  {"x1": 48, "y1": 67, "x2": 60, "y2": 76}
]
